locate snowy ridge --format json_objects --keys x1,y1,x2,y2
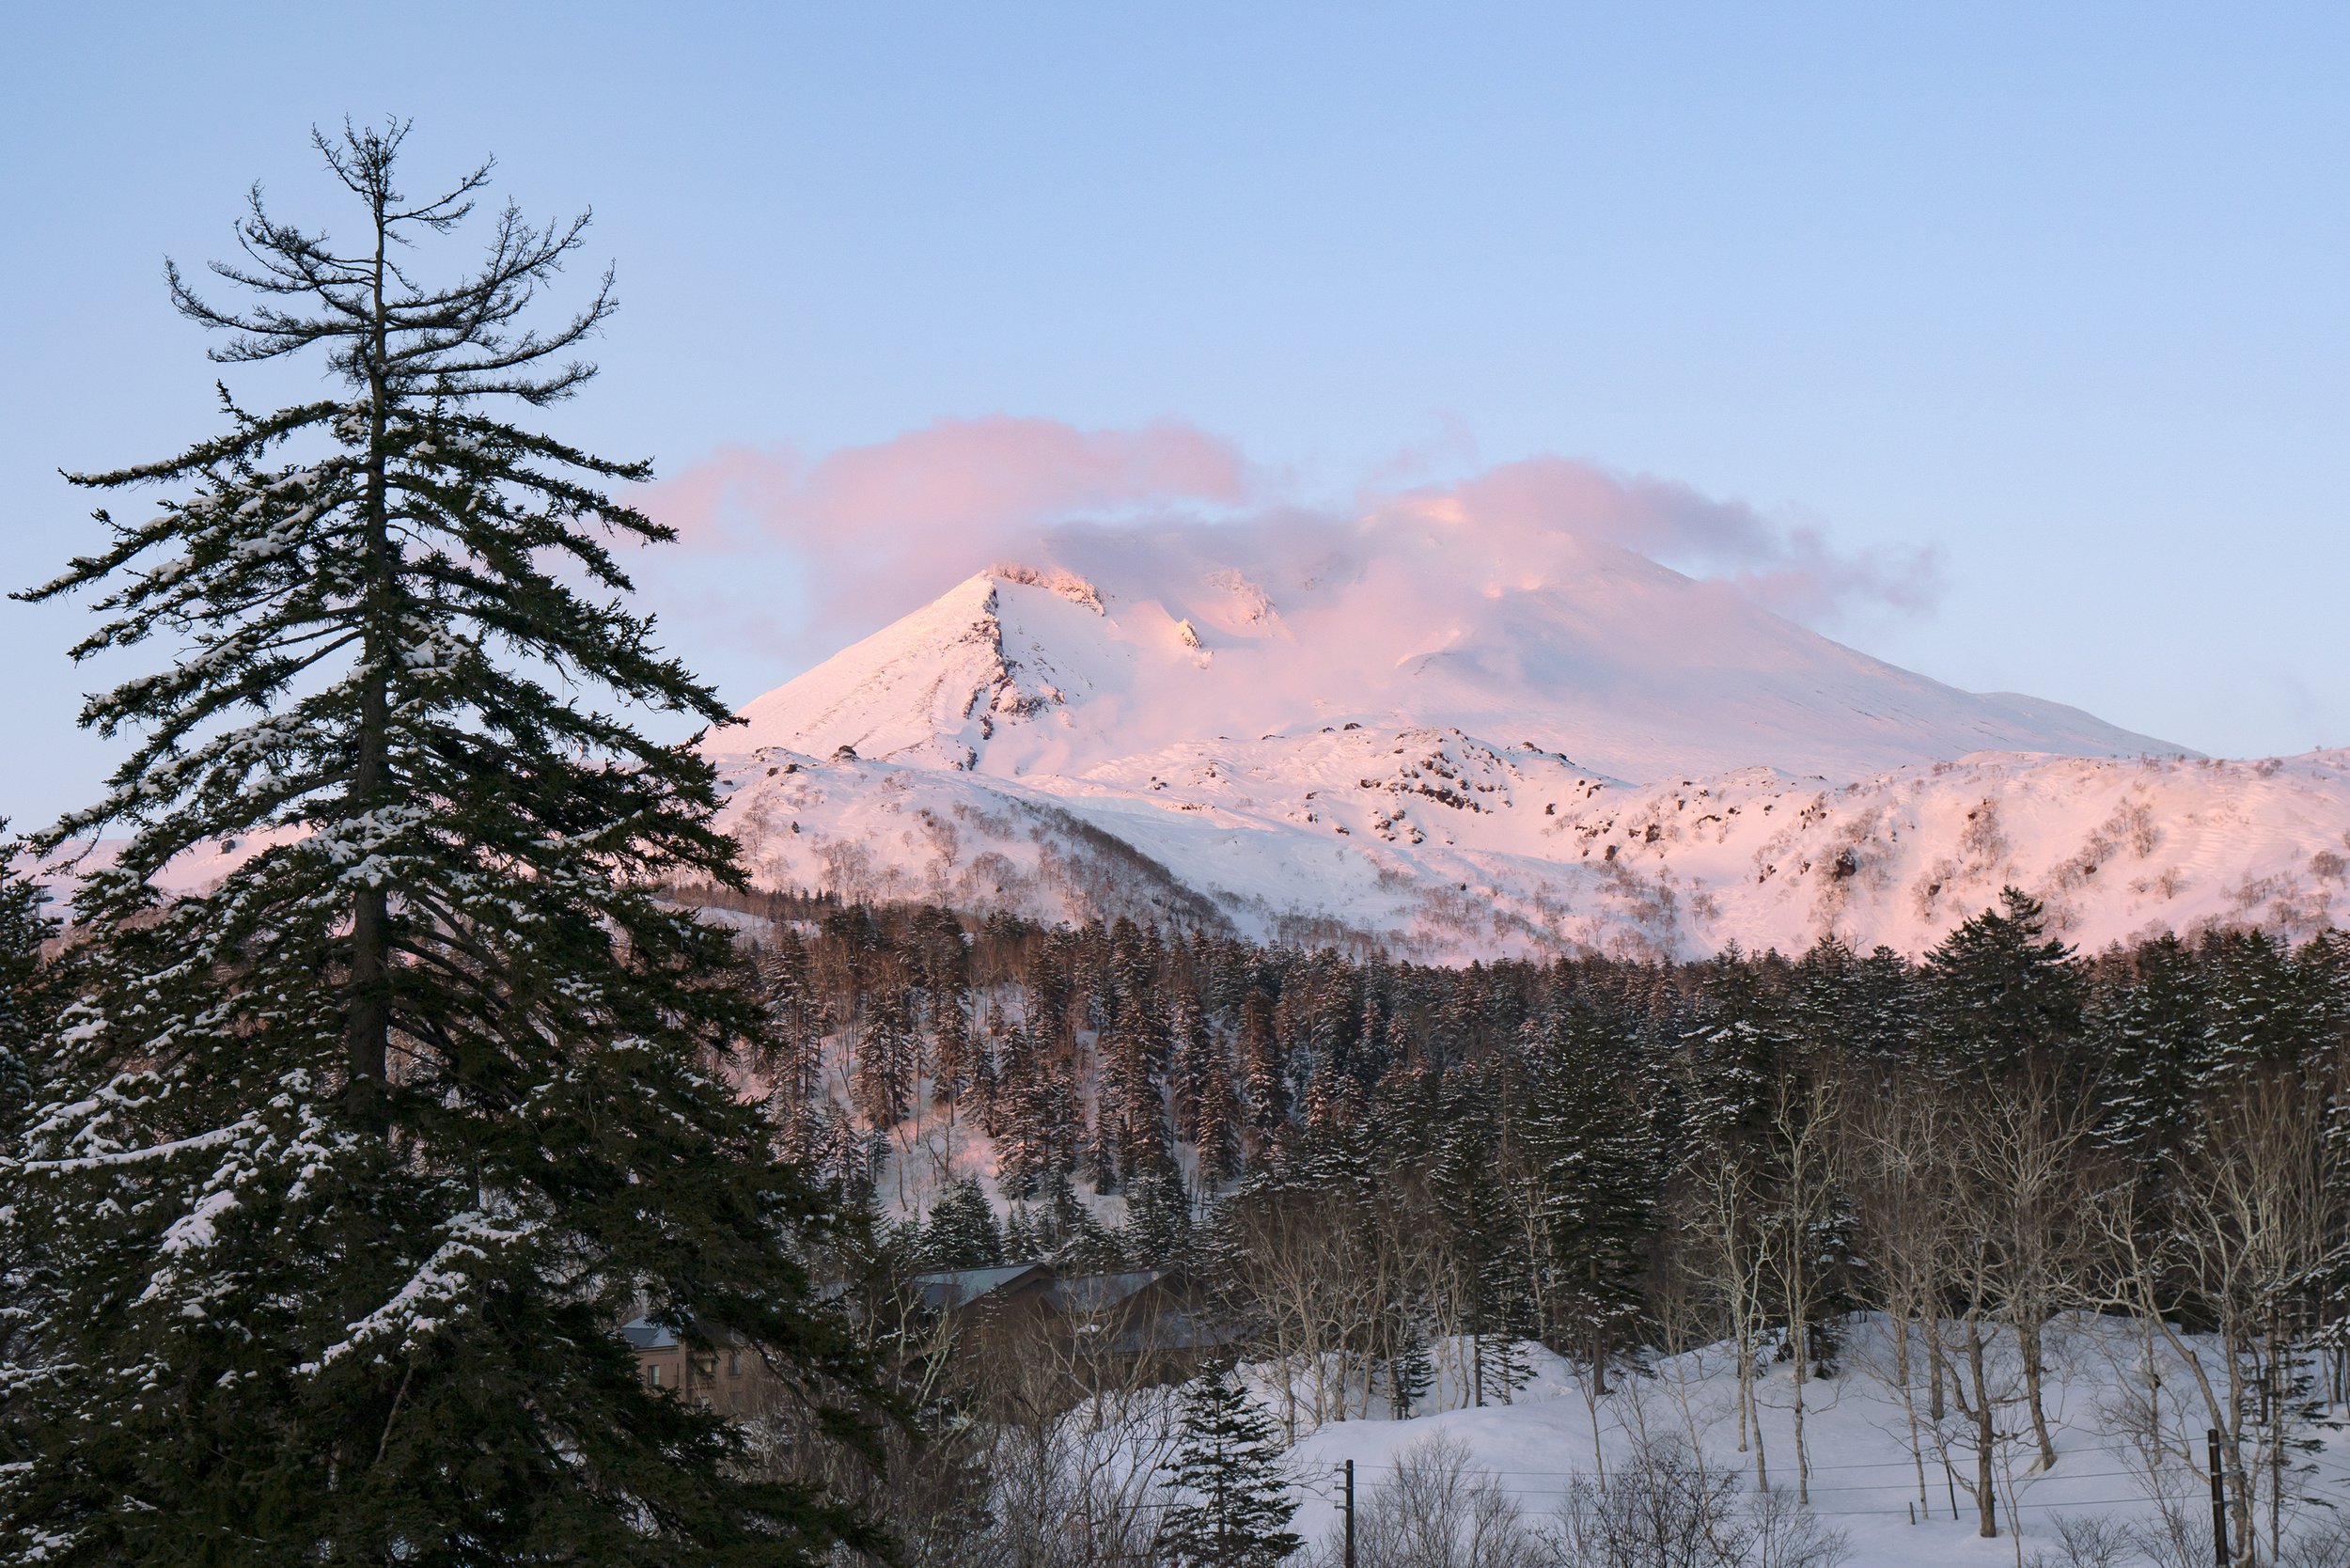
[
  {"x1": 737, "y1": 568, "x2": 1115, "y2": 775},
  {"x1": 710, "y1": 731, "x2": 2350, "y2": 961}
]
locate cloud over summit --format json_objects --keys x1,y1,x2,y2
[{"x1": 647, "y1": 416, "x2": 1940, "y2": 667}]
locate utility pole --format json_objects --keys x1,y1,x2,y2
[
  {"x1": 2208, "y1": 1428, "x2": 2229, "y2": 1567},
  {"x1": 1340, "y1": 1458, "x2": 1355, "y2": 1568}
]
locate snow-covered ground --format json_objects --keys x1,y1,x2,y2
[{"x1": 1255, "y1": 1317, "x2": 2350, "y2": 1565}]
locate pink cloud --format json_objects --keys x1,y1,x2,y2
[
  {"x1": 799, "y1": 416, "x2": 1247, "y2": 533},
  {"x1": 653, "y1": 416, "x2": 1246, "y2": 545},
  {"x1": 1433, "y1": 456, "x2": 1942, "y2": 622},
  {"x1": 643, "y1": 416, "x2": 1937, "y2": 667},
  {"x1": 646, "y1": 417, "x2": 1253, "y2": 651}
]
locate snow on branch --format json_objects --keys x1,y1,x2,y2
[
  {"x1": 297, "y1": 1207, "x2": 540, "y2": 1374},
  {"x1": 19, "y1": 1118, "x2": 249, "y2": 1175}
]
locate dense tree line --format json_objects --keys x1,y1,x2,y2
[{"x1": 721, "y1": 886, "x2": 2350, "y2": 1560}]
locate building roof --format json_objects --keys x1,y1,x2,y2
[
  {"x1": 1042, "y1": 1269, "x2": 1167, "y2": 1315},
  {"x1": 907, "y1": 1262, "x2": 1052, "y2": 1311},
  {"x1": 620, "y1": 1317, "x2": 680, "y2": 1351}
]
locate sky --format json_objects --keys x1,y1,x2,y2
[{"x1": 3, "y1": 3, "x2": 2345, "y2": 824}]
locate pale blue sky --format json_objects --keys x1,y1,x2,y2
[{"x1": 4, "y1": 4, "x2": 2345, "y2": 823}]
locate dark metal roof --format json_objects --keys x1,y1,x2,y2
[
  {"x1": 620, "y1": 1317, "x2": 679, "y2": 1350},
  {"x1": 1043, "y1": 1269, "x2": 1167, "y2": 1314},
  {"x1": 907, "y1": 1262, "x2": 1053, "y2": 1311}
]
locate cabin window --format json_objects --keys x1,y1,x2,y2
[
  {"x1": 728, "y1": 1352, "x2": 743, "y2": 1377},
  {"x1": 647, "y1": 1363, "x2": 663, "y2": 1388}
]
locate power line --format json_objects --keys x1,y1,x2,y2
[{"x1": 1323, "y1": 1445, "x2": 2187, "y2": 1478}]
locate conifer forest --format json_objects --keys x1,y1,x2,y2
[
  {"x1": 2, "y1": 122, "x2": 2347, "y2": 1568},
  {"x1": 679, "y1": 886, "x2": 2350, "y2": 1566}
]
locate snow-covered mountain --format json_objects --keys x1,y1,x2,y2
[
  {"x1": 706, "y1": 545, "x2": 2348, "y2": 960},
  {"x1": 732, "y1": 538, "x2": 2175, "y2": 784}
]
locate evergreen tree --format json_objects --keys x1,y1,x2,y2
[
  {"x1": 1193, "y1": 1043, "x2": 1243, "y2": 1185},
  {"x1": 0, "y1": 828, "x2": 60, "y2": 1486},
  {"x1": 1001, "y1": 1203, "x2": 1040, "y2": 1263},
  {"x1": 1169, "y1": 981, "x2": 1213, "y2": 1140},
  {"x1": 1921, "y1": 887, "x2": 2084, "y2": 1075},
  {"x1": 1854, "y1": 943, "x2": 1925, "y2": 1058},
  {"x1": 852, "y1": 988, "x2": 917, "y2": 1127},
  {"x1": 1159, "y1": 1360, "x2": 1303, "y2": 1567},
  {"x1": 2202, "y1": 929, "x2": 2329, "y2": 1084},
  {"x1": 988, "y1": 1024, "x2": 1050, "y2": 1197},
  {"x1": 1031, "y1": 1170, "x2": 1123, "y2": 1271},
  {"x1": 755, "y1": 930, "x2": 826, "y2": 1141},
  {"x1": 1, "y1": 124, "x2": 879, "y2": 1564},
  {"x1": 1384, "y1": 1305, "x2": 1434, "y2": 1419},
  {"x1": 1238, "y1": 988, "x2": 1288, "y2": 1152},
  {"x1": 923, "y1": 1177, "x2": 1004, "y2": 1269},
  {"x1": 2092, "y1": 933, "x2": 2213, "y2": 1181},
  {"x1": 1426, "y1": 1073, "x2": 1535, "y2": 1404},
  {"x1": 1100, "y1": 1019, "x2": 1170, "y2": 1188},
  {"x1": 1677, "y1": 949, "x2": 1784, "y2": 1149},
  {"x1": 1122, "y1": 1164, "x2": 1195, "y2": 1268},
  {"x1": 1524, "y1": 1004, "x2": 1655, "y2": 1394}
]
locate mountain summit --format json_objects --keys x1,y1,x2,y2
[{"x1": 732, "y1": 536, "x2": 2177, "y2": 785}]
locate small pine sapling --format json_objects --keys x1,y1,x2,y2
[{"x1": 1160, "y1": 1358, "x2": 1304, "y2": 1567}]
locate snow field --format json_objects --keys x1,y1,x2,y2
[{"x1": 1253, "y1": 1317, "x2": 2350, "y2": 1566}]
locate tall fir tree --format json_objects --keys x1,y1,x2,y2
[
  {"x1": 0, "y1": 124, "x2": 880, "y2": 1564},
  {"x1": 1524, "y1": 1003, "x2": 1656, "y2": 1394},
  {"x1": 989, "y1": 1025, "x2": 1057, "y2": 1199},
  {"x1": 1426, "y1": 1076, "x2": 1522, "y2": 1405},
  {"x1": 1193, "y1": 1043, "x2": 1243, "y2": 1186},
  {"x1": 1237, "y1": 988, "x2": 1288, "y2": 1153},
  {"x1": 2092, "y1": 933, "x2": 2213, "y2": 1182},
  {"x1": 1159, "y1": 1360, "x2": 1302, "y2": 1568},
  {"x1": 1168, "y1": 981, "x2": 1213, "y2": 1141},
  {"x1": 852, "y1": 987, "x2": 917, "y2": 1127},
  {"x1": 2201, "y1": 929, "x2": 2329, "y2": 1083},
  {"x1": 1921, "y1": 887, "x2": 2084, "y2": 1076},
  {"x1": 1122, "y1": 1164, "x2": 1196, "y2": 1268}
]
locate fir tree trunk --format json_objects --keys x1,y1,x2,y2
[{"x1": 347, "y1": 188, "x2": 394, "y2": 1116}]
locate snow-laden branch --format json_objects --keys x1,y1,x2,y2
[
  {"x1": 297, "y1": 1206, "x2": 541, "y2": 1375},
  {"x1": 20, "y1": 1118, "x2": 248, "y2": 1175}
]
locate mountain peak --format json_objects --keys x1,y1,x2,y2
[
  {"x1": 721, "y1": 533, "x2": 2185, "y2": 784},
  {"x1": 983, "y1": 561, "x2": 1105, "y2": 614}
]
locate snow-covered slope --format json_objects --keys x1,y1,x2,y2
[
  {"x1": 708, "y1": 548, "x2": 2346, "y2": 960},
  {"x1": 733, "y1": 541, "x2": 2181, "y2": 785},
  {"x1": 710, "y1": 733, "x2": 2350, "y2": 960}
]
